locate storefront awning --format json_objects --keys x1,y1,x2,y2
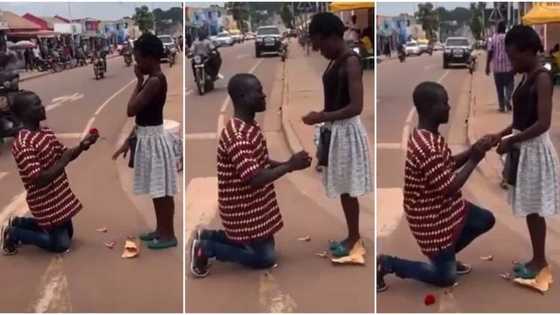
[
  {"x1": 330, "y1": 2, "x2": 374, "y2": 13},
  {"x1": 7, "y1": 30, "x2": 58, "y2": 38},
  {"x1": 523, "y1": 2, "x2": 560, "y2": 25}
]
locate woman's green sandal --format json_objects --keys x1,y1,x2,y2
[
  {"x1": 330, "y1": 242, "x2": 350, "y2": 258},
  {"x1": 147, "y1": 238, "x2": 178, "y2": 250},
  {"x1": 139, "y1": 231, "x2": 158, "y2": 242},
  {"x1": 513, "y1": 264, "x2": 539, "y2": 279}
]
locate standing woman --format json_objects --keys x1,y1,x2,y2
[
  {"x1": 492, "y1": 25, "x2": 560, "y2": 277},
  {"x1": 113, "y1": 33, "x2": 178, "y2": 249},
  {"x1": 302, "y1": 12, "x2": 372, "y2": 257}
]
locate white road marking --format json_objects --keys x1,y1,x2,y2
[
  {"x1": 259, "y1": 271, "x2": 297, "y2": 312},
  {"x1": 45, "y1": 93, "x2": 85, "y2": 112},
  {"x1": 376, "y1": 188, "x2": 404, "y2": 238},
  {"x1": 185, "y1": 132, "x2": 217, "y2": 140},
  {"x1": 30, "y1": 256, "x2": 72, "y2": 313},
  {"x1": 0, "y1": 172, "x2": 7, "y2": 181}
]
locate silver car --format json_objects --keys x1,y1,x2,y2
[{"x1": 212, "y1": 32, "x2": 234, "y2": 47}]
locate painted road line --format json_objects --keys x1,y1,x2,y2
[
  {"x1": 45, "y1": 93, "x2": 85, "y2": 112},
  {"x1": 185, "y1": 132, "x2": 217, "y2": 140},
  {"x1": 376, "y1": 188, "x2": 404, "y2": 238},
  {"x1": 185, "y1": 177, "x2": 219, "y2": 246},
  {"x1": 259, "y1": 271, "x2": 297, "y2": 312},
  {"x1": 56, "y1": 133, "x2": 83, "y2": 139},
  {"x1": 29, "y1": 256, "x2": 72, "y2": 313}
]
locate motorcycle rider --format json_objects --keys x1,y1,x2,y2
[{"x1": 190, "y1": 29, "x2": 222, "y2": 81}]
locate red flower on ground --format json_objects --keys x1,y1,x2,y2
[
  {"x1": 424, "y1": 293, "x2": 436, "y2": 306},
  {"x1": 89, "y1": 128, "x2": 99, "y2": 135}
]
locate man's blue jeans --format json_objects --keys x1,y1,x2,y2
[
  {"x1": 199, "y1": 229, "x2": 276, "y2": 269},
  {"x1": 9, "y1": 217, "x2": 74, "y2": 253},
  {"x1": 381, "y1": 202, "x2": 496, "y2": 287}
]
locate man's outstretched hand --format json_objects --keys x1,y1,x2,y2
[
  {"x1": 288, "y1": 151, "x2": 312, "y2": 171},
  {"x1": 80, "y1": 132, "x2": 99, "y2": 151}
]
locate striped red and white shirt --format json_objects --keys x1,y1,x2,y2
[
  {"x1": 403, "y1": 129, "x2": 467, "y2": 257},
  {"x1": 217, "y1": 118, "x2": 283, "y2": 242},
  {"x1": 489, "y1": 33, "x2": 512, "y2": 73},
  {"x1": 11, "y1": 127, "x2": 82, "y2": 230}
]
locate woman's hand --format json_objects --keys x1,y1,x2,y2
[
  {"x1": 496, "y1": 137, "x2": 513, "y2": 155},
  {"x1": 134, "y1": 64, "x2": 144, "y2": 83},
  {"x1": 112, "y1": 141, "x2": 130, "y2": 160},
  {"x1": 302, "y1": 111, "x2": 325, "y2": 125}
]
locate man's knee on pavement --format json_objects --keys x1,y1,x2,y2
[
  {"x1": 434, "y1": 271, "x2": 457, "y2": 288},
  {"x1": 252, "y1": 249, "x2": 277, "y2": 269}
]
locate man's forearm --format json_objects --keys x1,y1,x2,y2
[
  {"x1": 249, "y1": 164, "x2": 293, "y2": 188},
  {"x1": 445, "y1": 160, "x2": 479, "y2": 196},
  {"x1": 452, "y1": 148, "x2": 472, "y2": 169}
]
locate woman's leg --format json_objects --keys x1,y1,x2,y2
[
  {"x1": 341, "y1": 193, "x2": 360, "y2": 248},
  {"x1": 525, "y1": 213, "x2": 548, "y2": 271},
  {"x1": 153, "y1": 196, "x2": 176, "y2": 241}
]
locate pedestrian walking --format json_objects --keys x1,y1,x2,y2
[
  {"x1": 490, "y1": 25, "x2": 560, "y2": 279},
  {"x1": 113, "y1": 33, "x2": 179, "y2": 250},
  {"x1": 2, "y1": 91, "x2": 99, "y2": 255},
  {"x1": 486, "y1": 22, "x2": 514, "y2": 113},
  {"x1": 377, "y1": 82, "x2": 496, "y2": 292},
  {"x1": 189, "y1": 74, "x2": 312, "y2": 277},
  {"x1": 302, "y1": 12, "x2": 373, "y2": 257}
]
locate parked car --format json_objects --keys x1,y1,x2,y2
[
  {"x1": 229, "y1": 29, "x2": 243, "y2": 43},
  {"x1": 417, "y1": 39, "x2": 429, "y2": 54},
  {"x1": 443, "y1": 37, "x2": 472, "y2": 68},
  {"x1": 245, "y1": 32, "x2": 256, "y2": 40},
  {"x1": 405, "y1": 41, "x2": 421, "y2": 56},
  {"x1": 433, "y1": 42, "x2": 444, "y2": 51},
  {"x1": 157, "y1": 35, "x2": 178, "y2": 62},
  {"x1": 212, "y1": 32, "x2": 235, "y2": 47},
  {"x1": 255, "y1": 26, "x2": 282, "y2": 57}
]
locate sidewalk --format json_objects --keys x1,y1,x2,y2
[{"x1": 467, "y1": 53, "x2": 560, "y2": 181}]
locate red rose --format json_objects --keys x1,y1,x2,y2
[
  {"x1": 89, "y1": 128, "x2": 99, "y2": 135},
  {"x1": 424, "y1": 294, "x2": 436, "y2": 306}
]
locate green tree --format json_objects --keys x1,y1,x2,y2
[
  {"x1": 133, "y1": 5, "x2": 154, "y2": 33},
  {"x1": 280, "y1": 3, "x2": 294, "y2": 28},
  {"x1": 470, "y1": 3, "x2": 483, "y2": 40},
  {"x1": 416, "y1": 3, "x2": 440, "y2": 42},
  {"x1": 225, "y1": 2, "x2": 250, "y2": 33}
]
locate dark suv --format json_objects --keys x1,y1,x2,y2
[
  {"x1": 443, "y1": 37, "x2": 472, "y2": 68},
  {"x1": 255, "y1": 26, "x2": 282, "y2": 57}
]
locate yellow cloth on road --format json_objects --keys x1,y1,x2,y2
[
  {"x1": 330, "y1": 2, "x2": 374, "y2": 12},
  {"x1": 523, "y1": 3, "x2": 560, "y2": 25}
]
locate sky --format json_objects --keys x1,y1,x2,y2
[
  {"x1": 377, "y1": 2, "x2": 472, "y2": 16},
  {"x1": 1, "y1": 2, "x2": 181, "y2": 20}
]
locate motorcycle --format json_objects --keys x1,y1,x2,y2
[
  {"x1": 167, "y1": 47, "x2": 177, "y2": 67},
  {"x1": 192, "y1": 54, "x2": 213, "y2": 95},
  {"x1": 93, "y1": 57, "x2": 106, "y2": 80},
  {"x1": 123, "y1": 52, "x2": 132, "y2": 67},
  {"x1": 468, "y1": 53, "x2": 477, "y2": 74},
  {"x1": 0, "y1": 70, "x2": 23, "y2": 140},
  {"x1": 398, "y1": 46, "x2": 406, "y2": 63}
]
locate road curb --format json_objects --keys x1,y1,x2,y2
[
  {"x1": 19, "y1": 54, "x2": 120, "y2": 83},
  {"x1": 280, "y1": 52, "x2": 304, "y2": 154}
]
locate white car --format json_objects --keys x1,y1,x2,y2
[
  {"x1": 212, "y1": 32, "x2": 234, "y2": 47},
  {"x1": 245, "y1": 32, "x2": 256, "y2": 40},
  {"x1": 405, "y1": 42, "x2": 421, "y2": 56}
]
